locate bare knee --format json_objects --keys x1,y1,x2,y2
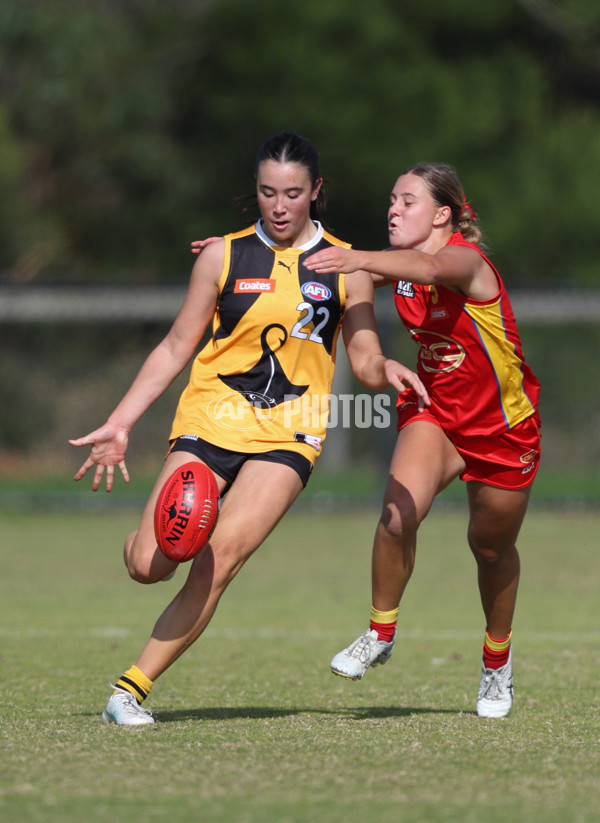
[
  {"x1": 123, "y1": 530, "x2": 137, "y2": 568},
  {"x1": 469, "y1": 534, "x2": 518, "y2": 569},
  {"x1": 126, "y1": 557, "x2": 159, "y2": 584},
  {"x1": 471, "y1": 543, "x2": 500, "y2": 567},
  {"x1": 123, "y1": 530, "x2": 148, "y2": 582},
  {"x1": 127, "y1": 562, "x2": 156, "y2": 585},
  {"x1": 378, "y1": 502, "x2": 419, "y2": 544},
  {"x1": 123, "y1": 529, "x2": 174, "y2": 584},
  {"x1": 184, "y1": 536, "x2": 251, "y2": 598},
  {"x1": 212, "y1": 547, "x2": 246, "y2": 592}
]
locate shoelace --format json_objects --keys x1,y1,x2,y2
[
  {"x1": 348, "y1": 632, "x2": 379, "y2": 663},
  {"x1": 109, "y1": 683, "x2": 153, "y2": 719},
  {"x1": 118, "y1": 693, "x2": 153, "y2": 718},
  {"x1": 481, "y1": 669, "x2": 509, "y2": 700}
]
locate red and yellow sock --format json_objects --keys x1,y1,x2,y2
[
  {"x1": 370, "y1": 606, "x2": 399, "y2": 642},
  {"x1": 114, "y1": 665, "x2": 153, "y2": 704},
  {"x1": 483, "y1": 630, "x2": 512, "y2": 670}
]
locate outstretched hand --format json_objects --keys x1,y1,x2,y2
[
  {"x1": 69, "y1": 425, "x2": 130, "y2": 492},
  {"x1": 385, "y1": 360, "x2": 430, "y2": 412},
  {"x1": 304, "y1": 246, "x2": 366, "y2": 274},
  {"x1": 191, "y1": 237, "x2": 223, "y2": 254}
]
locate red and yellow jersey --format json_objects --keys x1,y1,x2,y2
[
  {"x1": 170, "y1": 221, "x2": 349, "y2": 464},
  {"x1": 393, "y1": 233, "x2": 540, "y2": 436}
]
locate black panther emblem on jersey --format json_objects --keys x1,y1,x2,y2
[{"x1": 218, "y1": 323, "x2": 309, "y2": 408}]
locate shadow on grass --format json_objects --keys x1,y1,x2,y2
[{"x1": 151, "y1": 704, "x2": 469, "y2": 723}]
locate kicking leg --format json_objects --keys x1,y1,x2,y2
[{"x1": 103, "y1": 460, "x2": 303, "y2": 724}]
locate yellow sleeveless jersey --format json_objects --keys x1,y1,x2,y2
[{"x1": 170, "y1": 221, "x2": 348, "y2": 465}]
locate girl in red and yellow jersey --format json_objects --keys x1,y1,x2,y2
[
  {"x1": 392, "y1": 231, "x2": 539, "y2": 439},
  {"x1": 306, "y1": 163, "x2": 541, "y2": 718}
]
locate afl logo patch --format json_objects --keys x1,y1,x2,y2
[{"x1": 301, "y1": 281, "x2": 331, "y2": 301}]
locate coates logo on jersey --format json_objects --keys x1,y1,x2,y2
[
  {"x1": 301, "y1": 281, "x2": 331, "y2": 301},
  {"x1": 409, "y1": 329, "x2": 466, "y2": 373},
  {"x1": 234, "y1": 279, "x2": 276, "y2": 293}
]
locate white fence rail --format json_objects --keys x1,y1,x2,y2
[{"x1": 1, "y1": 285, "x2": 600, "y2": 324}]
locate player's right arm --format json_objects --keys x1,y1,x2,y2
[{"x1": 69, "y1": 240, "x2": 225, "y2": 491}]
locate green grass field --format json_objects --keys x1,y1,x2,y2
[{"x1": 1, "y1": 505, "x2": 599, "y2": 823}]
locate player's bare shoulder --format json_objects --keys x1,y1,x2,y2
[
  {"x1": 190, "y1": 236, "x2": 226, "y2": 286},
  {"x1": 176, "y1": 237, "x2": 224, "y2": 324},
  {"x1": 435, "y1": 243, "x2": 497, "y2": 299}
]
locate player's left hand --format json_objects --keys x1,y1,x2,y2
[
  {"x1": 303, "y1": 247, "x2": 366, "y2": 274},
  {"x1": 384, "y1": 360, "x2": 430, "y2": 411}
]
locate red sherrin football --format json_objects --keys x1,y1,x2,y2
[{"x1": 154, "y1": 462, "x2": 219, "y2": 561}]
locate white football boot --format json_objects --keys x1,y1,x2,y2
[
  {"x1": 476, "y1": 647, "x2": 513, "y2": 718},
  {"x1": 330, "y1": 629, "x2": 395, "y2": 680},
  {"x1": 101, "y1": 686, "x2": 155, "y2": 726}
]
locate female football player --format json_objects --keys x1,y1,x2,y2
[
  {"x1": 69, "y1": 133, "x2": 429, "y2": 725},
  {"x1": 304, "y1": 163, "x2": 541, "y2": 717}
]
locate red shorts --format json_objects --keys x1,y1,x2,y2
[{"x1": 396, "y1": 399, "x2": 541, "y2": 490}]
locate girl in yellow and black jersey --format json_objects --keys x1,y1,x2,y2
[
  {"x1": 69, "y1": 132, "x2": 429, "y2": 725},
  {"x1": 171, "y1": 218, "x2": 350, "y2": 464}
]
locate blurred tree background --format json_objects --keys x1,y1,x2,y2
[
  {"x1": 2, "y1": 0, "x2": 600, "y2": 284},
  {"x1": 0, "y1": 0, "x2": 599, "y2": 495}
]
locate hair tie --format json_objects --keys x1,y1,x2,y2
[{"x1": 462, "y1": 193, "x2": 477, "y2": 222}]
